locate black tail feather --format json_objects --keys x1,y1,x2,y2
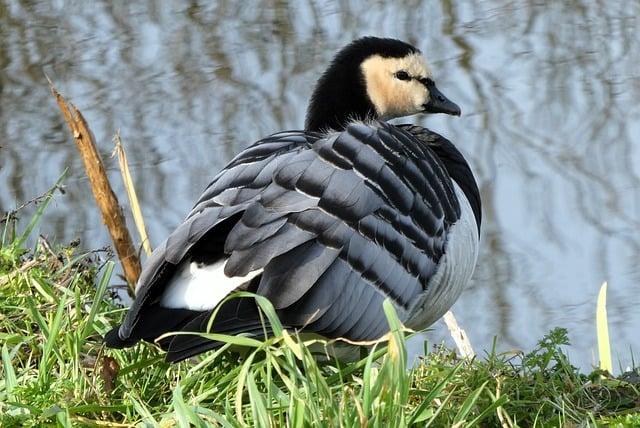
[
  {"x1": 165, "y1": 325, "x2": 272, "y2": 363},
  {"x1": 104, "y1": 307, "x2": 202, "y2": 349},
  {"x1": 105, "y1": 292, "x2": 283, "y2": 363},
  {"x1": 164, "y1": 295, "x2": 273, "y2": 362},
  {"x1": 104, "y1": 325, "x2": 136, "y2": 349}
]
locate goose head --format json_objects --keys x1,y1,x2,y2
[{"x1": 305, "y1": 37, "x2": 460, "y2": 132}]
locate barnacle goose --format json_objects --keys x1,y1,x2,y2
[{"x1": 105, "y1": 37, "x2": 481, "y2": 362}]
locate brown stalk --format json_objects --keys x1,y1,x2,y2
[
  {"x1": 112, "y1": 132, "x2": 152, "y2": 257},
  {"x1": 49, "y1": 81, "x2": 140, "y2": 294}
]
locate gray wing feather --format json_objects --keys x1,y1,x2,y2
[
  {"x1": 303, "y1": 263, "x2": 364, "y2": 333},
  {"x1": 281, "y1": 258, "x2": 353, "y2": 325},
  {"x1": 225, "y1": 222, "x2": 316, "y2": 276},
  {"x1": 258, "y1": 240, "x2": 341, "y2": 309},
  {"x1": 224, "y1": 216, "x2": 288, "y2": 251}
]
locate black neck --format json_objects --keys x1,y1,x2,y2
[{"x1": 304, "y1": 65, "x2": 376, "y2": 132}]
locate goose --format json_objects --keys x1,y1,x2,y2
[{"x1": 105, "y1": 37, "x2": 481, "y2": 363}]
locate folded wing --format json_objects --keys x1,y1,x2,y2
[{"x1": 106, "y1": 122, "x2": 461, "y2": 361}]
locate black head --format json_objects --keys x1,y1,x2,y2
[{"x1": 305, "y1": 37, "x2": 460, "y2": 132}]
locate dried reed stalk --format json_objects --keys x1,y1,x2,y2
[
  {"x1": 112, "y1": 133, "x2": 152, "y2": 256},
  {"x1": 49, "y1": 82, "x2": 141, "y2": 293},
  {"x1": 443, "y1": 310, "x2": 475, "y2": 359}
]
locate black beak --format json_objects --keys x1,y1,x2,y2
[{"x1": 422, "y1": 83, "x2": 461, "y2": 116}]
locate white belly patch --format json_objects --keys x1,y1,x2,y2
[{"x1": 160, "y1": 258, "x2": 262, "y2": 311}]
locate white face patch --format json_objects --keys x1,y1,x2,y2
[{"x1": 360, "y1": 53, "x2": 433, "y2": 119}]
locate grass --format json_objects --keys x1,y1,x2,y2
[{"x1": 1, "y1": 196, "x2": 639, "y2": 427}]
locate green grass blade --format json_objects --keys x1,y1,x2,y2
[
  {"x1": 14, "y1": 170, "x2": 67, "y2": 248},
  {"x1": 247, "y1": 371, "x2": 271, "y2": 428},
  {"x1": 160, "y1": 331, "x2": 264, "y2": 348},
  {"x1": 81, "y1": 261, "x2": 114, "y2": 340},
  {"x1": 361, "y1": 342, "x2": 379, "y2": 412},
  {"x1": 465, "y1": 395, "x2": 509, "y2": 427},
  {"x1": 2, "y1": 344, "x2": 18, "y2": 401},
  {"x1": 235, "y1": 350, "x2": 258, "y2": 425},
  {"x1": 596, "y1": 281, "x2": 612, "y2": 373},
  {"x1": 239, "y1": 291, "x2": 283, "y2": 335},
  {"x1": 172, "y1": 385, "x2": 205, "y2": 428},
  {"x1": 55, "y1": 408, "x2": 73, "y2": 427},
  {"x1": 25, "y1": 295, "x2": 50, "y2": 337},
  {"x1": 408, "y1": 362, "x2": 464, "y2": 425},
  {"x1": 452, "y1": 381, "x2": 488, "y2": 424},
  {"x1": 325, "y1": 346, "x2": 388, "y2": 384},
  {"x1": 289, "y1": 396, "x2": 306, "y2": 428},
  {"x1": 129, "y1": 394, "x2": 160, "y2": 428},
  {"x1": 424, "y1": 386, "x2": 458, "y2": 427},
  {"x1": 382, "y1": 299, "x2": 407, "y2": 367},
  {"x1": 172, "y1": 385, "x2": 191, "y2": 428},
  {"x1": 38, "y1": 296, "x2": 66, "y2": 385}
]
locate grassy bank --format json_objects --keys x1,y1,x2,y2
[{"x1": 1, "y1": 203, "x2": 639, "y2": 427}]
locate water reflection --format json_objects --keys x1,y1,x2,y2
[{"x1": 1, "y1": 0, "x2": 639, "y2": 370}]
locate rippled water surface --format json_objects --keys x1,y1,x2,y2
[{"x1": 2, "y1": 1, "x2": 639, "y2": 370}]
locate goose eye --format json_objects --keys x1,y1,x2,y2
[{"x1": 394, "y1": 71, "x2": 411, "y2": 81}]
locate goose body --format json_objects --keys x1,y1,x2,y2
[{"x1": 105, "y1": 37, "x2": 481, "y2": 362}]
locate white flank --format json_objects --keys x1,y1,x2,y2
[
  {"x1": 405, "y1": 181, "x2": 479, "y2": 330},
  {"x1": 160, "y1": 258, "x2": 262, "y2": 311}
]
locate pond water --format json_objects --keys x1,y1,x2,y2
[{"x1": 1, "y1": 1, "x2": 639, "y2": 371}]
